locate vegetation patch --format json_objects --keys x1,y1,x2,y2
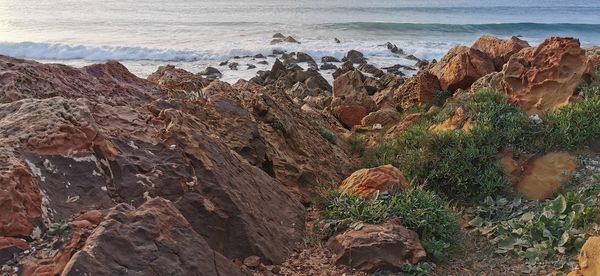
[
  {"x1": 321, "y1": 187, "x2": 459, "y2": 261},
  {"x1": 318, "y1": 128, "x2": 337, "y2": 145},
  {"x1": 467, "y1": 179, "x2": 600, "y2": 271}
]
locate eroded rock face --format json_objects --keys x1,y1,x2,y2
[
  {"x1": 472, "y1": 36, "x2": 530, "y2": 69},
  {"x1": 361, "y1": 108, "x2": 400, "y2": 128},
  {"x1": 62, "y1": 198, "x2": 242, "y2": 276},
  {"x1": 393, "y1": 71, "x2": 441, "y2": 110},
  {"x1": 430, "y1": 46, "x2": 496, "y2": 91},
  {"x1": 338, "y1": 165, "x2": 409, "y2": 199},
  {"x1": 501, "y1": 37, "x2": 590, "y2": 115},
  {"x1": 331, "y1": 70, "x2": 376, "y2": 128},
  {"x1": 326, "y1": 219, "x2": 426, "y2": 272}
]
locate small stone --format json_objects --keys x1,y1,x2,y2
[{"x1": 243, "y1": 255, "x2": 261, "y2": 268}]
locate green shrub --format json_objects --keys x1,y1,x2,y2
[
  {"x1": 347, "y1": 134, "x2": 365, "y2": 156},
  {"x1": 323, "y1": 187, "x2": 459, "y2": 261},
  {"x1": 318, "y1": 128, "x2": 337, "y2": 145},
  {"x1": 544, "y1": 93, "x2": 600, "y2": 151}
]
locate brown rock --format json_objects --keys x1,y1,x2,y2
[
  {"x1": 501, "y1": 37, "x2": 590, "y2": 115},
  {"x1": 0, "y1": 237, "x2": 28, "y2": 265},
  {"x1": 361, "y1": 108, "x2": 399, "y2": 127},
  {"x1": 570, "y1": 236, "x2": 600, "y2": 276},
  {"x1": 472, "y1": 35, "x2": 530, "y2": 69},
  {"x1": 393, "y1": 71, "x2": 441, "y2": 110},
  {"x1": 339, "y1": 165, "x2": 410, "y2": 198},
  {"x1": 384, "y1": 113, "x2": 423, "y2": 139},
  {"x1": 430, "y1": 46, "x2": 496, "y2": 91},
  {"x1": 326, "y1": 219, "x2": 426, "y2": 272},
  {"x1": 243, "y1": 255, "x2": 261, "y2": 268},
  {"x1": 61, "y1": 198, "x2": 242, "y2": 276},
  {"x1": 333, "y1": 105, "x2": 368, "y2": 129}
]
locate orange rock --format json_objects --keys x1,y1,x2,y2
[
  {"x1": 393, "y1": 71, "x2": 440, "y2": 110},
  {"x1": 569, "y1": 236, "x2": 600, "y2": 276},
  {"x1": 472, "y1": 35, "x2": 530, "y2": 69},
  {"x1": 0, "y1": 236, "x2": 28, "y2": 250},
  {"x1": 333, "y1": 105, "x2": 368, "y2": 129},
  {"x1": 502, "y1": 37, "x2": 590, "y2": 115},
  {"x1": 74, "y1": 209, "x2": 103, "y2": 226},
  {"x1": 339, "y1": 165, "x2": 409, "y2": 198},
  {"x1": 384, "y1": 113, "x2": 423, "y2": 139},
  {"x1": 331, "y1": 70, "x2": 376, "y2": 111},
  {"x1": 505, "y1": 152, "x2": 577, "y2": 200},
  {"x1": 430, "y1": 46, "x2": 496, "y2": 91},
  {"x1": 21, "y1": 228, "x2": 84, "y2": 276}
]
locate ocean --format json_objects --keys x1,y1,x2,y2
[{"x1": 1, "y1": 0, "x2": 599, "y2": 83}]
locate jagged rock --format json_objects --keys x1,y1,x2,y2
[
  {"x1": 320, "y1": 63, "x2": 338, "y2": 70},
  {"x1": 363, "y1": 77, "x2": 383, "y2": 95},
  {"x1": 332, "y1": 61, "x2": 355, "y2": 79},
  {"x1": 61, "y1": 198, "x2": 242, "y2": 276},
  {"x1": 361, "y1": 108, "x2": 399, "y2": 127},
  {"x1": 357, "y1": 63, "x2": 384, "y2": 78},
  {"x1": 273, "y1": 33, "x2": 285, "y2": 39},
  {"x1": 472, "y1": 35, "x2": 530, "y2": 69},
  {"x1": 284, "y1": 36, "x2": 299, "y2": 43},
  {"x1": 321, "y1": 56, "x2": 340, "y2": 63},
  {"x1": 429, "y1": 46, "x2": 496, "y2": 91},
  {"x1": 339, "y1": 165, "x2": 408, "y2": 198},
  {"x1": 296, "y1": 52, "x2": 315, "y2": 63},
  {"x1": 342, "y1": 50, "x2": 367, "y2": 64},
  {"x1": 330, "y1": 70, "x2": 376, "y2": 127},
  {"x1": 334, "y1": 38, "x2": 341, "y2": 44},
  {"x1": 500, "y1": 37, "x2": 590, "y2": 115},
  {"x1": 332, "y1": 105, "x2": 368, "y2": 129},
  {"x1": 327, "y1": 219, "x2": 426, "y2": 272},
  {"x1": 199, "y1": 66, "x2": 222, "y2": 79},
  {"x1": 384, "y1": 113, "x2": 424, "y2": 139},
  {"x1": 148, "y1": 65, "x2": 209, "y2": 99},
  {"x1": 393, "y1": 71, "x2": 440, "y2": 110},
  {"x1": 384, "y1": 42, "x2": 404, "y2": 55}
]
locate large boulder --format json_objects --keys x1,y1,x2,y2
[
  {"x1": 326, "y1": 219, "x2": 426, "y2": 272},
  {"x1": 361, "y1": 108, "x2": 400, "y2": 127},
  {"x1": 61, "y1": 198, "x2": 242, "y2": 276},
  {"x1": 570, "y1": 236, "x2": 600, "y2": 276},
  {"x1": 393, "y1": 71, "x2": 441, "y2": 110},
  {"x1": 500, "y1": 37, "x2": 590, "y2": 115},
  {"x1": 430, "y1": 46, "x2": 496, "y2": 91},
  {"x1": 338, "y1": 165, "x2": 409, "y2": 199},
  {"x1": 472, "y1": 35, "x2": 530, "y2": 69},
  {"x1": 332, "y1": 105, "x2": 369, "y2": 129},
  {"x1": 330, "y1": 70, "x2": 376, "y2": 128}
]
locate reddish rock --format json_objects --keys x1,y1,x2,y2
[
  {"x1": 333, "y1": 105, "x2": 368, "y2": 128},
  {"x1": 569, "y1": 236, "x2": 600, "y2": 276},
  {"x1": 147, "y1": 64, "x2": 211, "y2": 100},
  {"x1": 339, "y1": 165, "x2": 410, "y2": 199},
  {"x1": 361, "y1": 108, "x2": 400, "y2": 127},
  {"x1": 430, "y1": 46, "x2": 496, "y2": 91},
  {"x1": 393, "y1": 71, "x2": 441, "y2": 110},
  {"x1": 501, "y1": 37, "x2": 590, "y2": 114},
  {"x1": 331, "y1": 70, "x2": 376, "y2": 111},
  {"x1": 0, "y1": 237, "x2": 28, "y2": 265},
  {"x1": 61, "y1": 198, "x2": 242, "y2": 276},
  {"x1": 472, "y1": 35, "x2": 530, "y2": 69},
  {"x1": 327, "y1": 219, "x2": 426, "y2": 272}
]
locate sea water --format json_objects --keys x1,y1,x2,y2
[{"x1": 0, "y1": 0, "x2": 599, "y2": 82}]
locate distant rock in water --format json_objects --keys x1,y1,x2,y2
[
  {"x1": 321, "y1": 56, "x2": 340, "y2": 63},
  {"x1": 384, "y1": 42, "x2": 404, "y2": 55},
  {"x1": 284, "y1": 36, "x2": 300, "y2": 43},
  {"x1": 199, "y1": 66, "x2": 222, "y2": 79},
  {"x1": 273, "y1": 32, "x2": 285, "y2": 38},
  {"x1": 229, "y1": 62, "x2": 239, "y2": 70},
  {"x1": 320, "y1": 62, "x2": 338, "y2": 70},
  {"x1": 342, "y1": 50, "x2": 367, "y2": 64},
  {"x1": 334, "y1": 37, "x2": 341, "y2": 43}
]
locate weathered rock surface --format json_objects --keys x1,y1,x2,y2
[
  {"x1": 392, "y1": 71, "x2": 441, "y2": 110},
  {"x1": 472, "y1": 36, "x2": 530, "y2": 69},
  {"x1": 361, "y1": 108, "x2": 399, "y2": 127},
  {"x1": 430, "y1": 46, "x2": 496, "y2": 91},
  {"x1": 569, "y1": 236, "x2": 600, "y2": 276},
  {"x1": 62, "y1": 198, "x2": 242, "y2": 276},
  {"x1": 338, "y1": 165, "x2": 410, "y2": 198},
  {"x1": 342, "y1": 50, "x2": 367, "y2": 64},
  {"x1": 326, "y1": 219, "x2": 426, "y2": 272}
]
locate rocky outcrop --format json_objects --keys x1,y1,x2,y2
[
  {"x1": 330, "y1": 70, "x2": 376, "y2": 128},
  {"x1": 500, "y1": 37, "x2": 590, "y2": 115},
  {"x1": 61, "y1": 198, "x2": 242, "y2": 276},
  {"x1": 342, "y1": 50, "x2": 367, "y2": 64},
  {"x1": 430, "y1": 46, "x2": 496, "y2": 91},
  {"x1": 361, "y1": 108, "x2": 399, "y2": 127},
  {"x1": 472, "y1": 36, "x2": 530, "y2": 69},
  {"x1": 392, "y1": 71, "x2": 441, "y2": 110},
  {"x1": 326, "y1": 219, "x2": 426, "y2": 272},
  {"x1": 339, "y1": 165, "x2": 410, "y2": 198}
]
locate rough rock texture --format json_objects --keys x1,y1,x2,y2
[
  {"x1": 330, "y1": 70, "x2": 376, "y2": 128},
  {"x1": 338, "y1": 165, "x2": 410, "y2": 199},
  {"x1": 429, "y1": 107, "x2": 473, "y2": 133},
  {"x1": 0, "y1": 56, "x2": 160, "y2": 105},
  {"x1": 501, "y1": 152, "x2": 577, "y2": 200},
  {"x1": 326, "y1": 219, "x2": 426, "y2": 272},
  {"x1": 393, "y1": 71, "x2": 441, "y2": 110},
  {"x1": 472, "y1": 36, "x2": 531, "y2": 69},
  {"x1": 332, "y1": 105, "x2": 368, "y2": 129},
  {"x1": 384, "y1": 113, "x2": 423, "y2": 139},
  {"x1": 361, "y1": 108, "x2": 399, "y2": 127},
  {"x1": 500, "y1": 37, "x2": 590, "y2": 115},
  {"x1": 430, "y1": 46, "x2": 496, "y2": 91},
  {"x1": 569, "y1": 236, "x2": 600, "y2": 276},
  {"x1": 61, "y1": 198, "x2": 242, "y2": 276}
]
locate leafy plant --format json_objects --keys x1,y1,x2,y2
[
  {"x1": 347, "y1": 134, "x2": 365, "y2": 156},
  {"x1": 468, "y1": 183, "x2": 600, "y2": 269},
  {"x1": 323, "y1": 187, "x2": 459, "y2": 261},
  {"x1": 269, "y1": 119, "x2": 284, "y2": 130},
  {"x1": 47, "y1": 222, "x2": 69, "y2": 236},
  {"x1": 543, "y1": 93, "x2": 600, "y2": 151},
  {"x1": 318, "y1": 128, "x2": 337, "y2": 145},
  {"x1": 400, "y1": 262, "x2": 435, "y2": 276}
]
